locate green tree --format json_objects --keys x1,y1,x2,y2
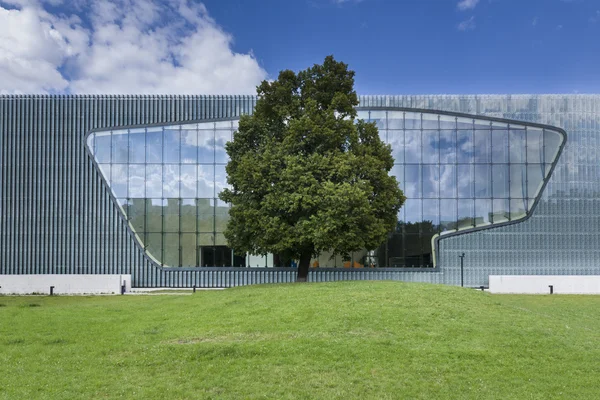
[{"x1": 219, "y1": 56, "x2": 405, "y2": 282}]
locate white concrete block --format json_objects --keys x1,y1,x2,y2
[
  {"x1": 0, "y1": 275, "x2": 132, "y2": 295},
  {"x1": 489, "y1": 275, "x2": 600, "y2": 294}
]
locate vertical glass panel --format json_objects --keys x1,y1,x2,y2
[
  {"x1": 422, "y1": 199, "x2": 440, "y2": 230},
  {"x1": 198, "y1": 165, "x2": 215, "y2": 198},
  {"x1": 544, "y1": 130, "x2": 563, "y2": 163},
  {"x1": 473, "y1": 130, "x2": 492, "y2": 163},
  {"x1": 491, "y1": 199, "x2": 510, "y2": 224},
  {"x1": 163, "y1": 126, "x2": 181, "y2": 164},
  {"x1": 198, "y1": 128, "x2": 214, "y2": 163},
  {"x1": 387, "y1": 130, "x2": 404, "y2": 164},
  {"x1": 356, "y1": 110, "x2": 370, "y2": 122},
  {"x1": 111, "y1": 164, "x2": 128, "y2": 198},
  {"x1": 128, "y1": 165, "x2": 145, "y2": 198},
  {"x1": 457, "y1": 130, "x2": 474, "y2": 163},
  {"x1": 457, "y1": 164, "x2": 474, "y2": 198},
  {"x1": 162, "y1": 233, "x2": 180, "y2": 267},
  {"x1": 94, "y1": 132, "x2": 112, "y2": 163},
  {"x1": 99, "y1": 164, "x2": 111, "y2": 185},
  {"x1": 422, "y1": 131, "x2": 439, "y2": 163},
  {"x1": 439, "y1": 131, "x2": 456, "y2": 163},
  {"x1": 215, "y1": 130, "x2": 231, "y2": 164},
  {"x1": 390, "y1": 164, "x2": 404, "y2": 191},
  {"x1": 457, "y1": 199, "x2": 474, "y2": 229},
  {"x1": 145, "y1": 199, "x2": 163, "y2": 232},
  {"x1": 215, "y1": 233, "x2": 228, "y2": 247},
  {"x1": 128, "y1": 128, "x2": 146, "y2": 164},
  {"x1": 510, "y1": 164, "x2": 527, "y2": 199},
  {"x1": 146, "y1": 233, "x2": 163, "y2": 264},
  {"x1": 112, "y1": 132, "x2": 129, "y2": 163},
  {"x1": 439, "y1": 165, "x2": 457, "y2": 198},
  {"x1": 214, "y1": 165, "x2": 229, "y2": 198},
  {"x1": 423, "y1": 165, "x2": 440, "y2": 198},
  {"x1": 404, "y1": 112, "x2": 420, "y2": 130},
  {"x1": 215, "y1": 199, "x2": 230, "y2": 232},
  {"x1": 145, "y1": 165, "x2": 162, "y2": 198},
  {"x1": 404, "y1": 234, "x2": 422, "y2": 267},
  {"x1": 163, "y1": 198, "x2": 180, "y2": 233},
  {"x1": 128, "y1": 198, "x2": 146, "y2": 234},
  {"x1": 404, "y1": 131, "x2": 422, "y2": 163},
  {"x1": 527, "y1": 164, "x2": 545, "y2": 199},
  {"x1": 474, "y1": 120, "x2": 491, "y2": 130},
  {"x1": 456, "y1": 117, "x2": 473, "y2": 130},
  {"x1": 439, "y1": 114, "x2": 456, "y2": 130},
  {"x1": 163, "y1": 165, "x2": 180, "y2": 198},
  {"x1": 492, "y1": 164, "x2": 509, "y2": 198},
  {"x1": 510, "y1": 198, "x2": 527, "y2": 220},
  {"x1": 491, "y1": 130, "x2": 509, "y2": 163},
  {"x1": 403, "y1": 199, "x2": 422, "y2": 224},
  {"x1": 180, "y1": 165, "x2": 197, "y2": 198},
  {"x1": 180, "y1": 233, "x2": 197, "y2": 267},
  {"x1": 509, "y1": 129, "x2": 526, "y2": 163},
  {"x1": 369, "y1": 111, "x2": 387, "y2": 130},
  {"x1": 474, "y1": 199, "x2": 492, "y2": 227},
  {"x1": 181, "y1": 127, "x2": 199, "y2": 164},
  {"x1": 180, "y1": 199, "x2": 197, "y2": 233},
  {"x1": 197, "y1": 198, "x2": 215, "y2": 232},
  {"x1": 386, "y1": 111, "x2": 402, "y2": 129},
  {"x1": 440, "y1": 199, "x2": 457, "y2": 232},
  {"x1": 146, "y1": 127, "x2": 163, "y2": 163},
  {"x1": 422, "y1": 113, "x2": 439, "y2": 129},
  {"x1": 474, "y1": 164, "x2": 491, "y2": 198},
  {"x1": 405, "y1": 165, "x2": 422, "y2": 198},
  {"x1": 198, "y1": 232, "x2": 214, "y2": 246},
  {"x1": 527, "y1": 128, "x2": 544, "y2": 164}
]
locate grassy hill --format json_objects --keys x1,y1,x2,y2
[{"x1": 1, "y1": 281, "x2": 599, "y2": 399}]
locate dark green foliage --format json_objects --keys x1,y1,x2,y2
[{"x1": 220, "y1": 56, "x2": 405, "y2": 278}]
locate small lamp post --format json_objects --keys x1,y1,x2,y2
[{"x1": 459, "y1": 253, "x2": 465, "y2": 287}]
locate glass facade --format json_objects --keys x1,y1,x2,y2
[{"x1": 87, "y1": 109, "x2": 563, "y2": 269}]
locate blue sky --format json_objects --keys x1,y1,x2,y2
[{"x1": 0, "y1": 0, "x2": 599, "y2": 94}]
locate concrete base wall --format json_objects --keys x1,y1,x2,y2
[
  {"x1": 489, "y1": 275, "x2": 600, "y2": 294},
  {"x1": 0, "y1": 275, "x2": 132, "y2": 295}
]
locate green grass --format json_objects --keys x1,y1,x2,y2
[{"x1": 1, "y1": 281, "x2": 599, "y2": 399}]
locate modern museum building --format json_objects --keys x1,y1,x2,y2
[{"x1": 1, "y1": 94, "x2": 599, "y2": 288}]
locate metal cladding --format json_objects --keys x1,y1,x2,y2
[{"x1": 1, "y1": 95, "x2": 599, "y2": 287}]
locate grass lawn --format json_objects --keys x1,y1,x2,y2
[{"x1": 1, "y1": 281, "x2": 599, "y2": 399}]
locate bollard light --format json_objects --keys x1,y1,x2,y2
[
  {"x1": 50, "y1": 286, "x2": 55, "y2": 296},
  {"x1": 549, "y1": 285, "x2": 554, "y2": 295}
]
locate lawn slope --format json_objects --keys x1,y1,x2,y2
[{"x1": 1, "y1": 281, "x2": 599, "y2": 399}]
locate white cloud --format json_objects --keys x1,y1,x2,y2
[
  {"x1": 457, "y1": 0, "x2": 479, "y2": 11},
  {"x1": 590, "y1": 10, "x2": 600, "y2": 23},
  {"x1": 457, "y1": 16, "x2": 476, "y2": 31},
  {"x1": 532, "y1": 16, "x2": 538, "y2": 27},
  {"x1": 0, "y1": 0, "x2": 268, "y2": 94}
]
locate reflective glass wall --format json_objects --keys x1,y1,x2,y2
[{"x1": 88, "y1": 110, "x2": 563, "y2": 268}]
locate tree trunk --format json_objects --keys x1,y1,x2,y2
[{"x1": 296, "y1": 252, "x2": 311, "y2": 283}]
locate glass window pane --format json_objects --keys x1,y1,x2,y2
[
  {"x1": 510, "y1": 164, "x2": 527, "y2": 199},
  {"x1": 474, "y1": 164, "x2": 491, "y2": 198},
  {"x1": 215, "y1": 130, "x2": 231, "y2": 164},
  {"x1": 128, "y1": 198, "x2": 145, "y2": 234},
  {"x1": 405, "y1": 131, "x2": 422, "y2": 163},
  {"x1": 215, "y1": 199, "x2": 230, "y2": 232},
  {"x1": 215, "y1": 233, "x2": 228, "y2": 247},
  {"x1": 404, "y1": 112, "x2": 420, "y2": 130},
  {"x1": 163, "y1": 233, "x2": 179, "y2": 267},
  {"x1": 163, "y1": 127, "x2": 180, "y2": 163},
  {"x1": 128, "y1": 128, "x2": 146, "y2": 163},
  {"x1": 386, "y1": 111, "x2": 403, "y2": 129},
  {"x1": 457, "y1": 130, "x2": 474, "y2": 163},
  {"x1": 439, "y1": 165, "x2": 457, "y2": 198},
  {"x1": 439, "y1": 130, "x2": 456, "y2": 163},
  {"x1": 146, "y1": 165, "x2": 162, "y2": 198},
  {"x1": 404, "y1": 234, "x2": 422, "y2": 267},
  {"x1": 509, "y1": 129, "x2": 526, "y2": 163},
  {"x1": 423, "y1": 199, "x2": 440, "y2": 230},
  {"x1": 180, "y1": 165, "x2": 197, "y2": 198},
  {"x1": 423, "y1": 165, "x2": 440, "y2": 198},
  {"x1": 112, "y1": 131, "x2": 129, "y2": 163},
  {"x1": 215, "y1": 165, "x2": 229, "y2": 198},
  {"x1": 491, "y1": 199, "x2": 509, "y2": 224},
  {"x1": 146, "y1": 127, "x2": 163, "y2": 163},
  {"x1": 163, "y1": 198, "x2": 180, "y2": 233},
  {"x1": 198, "y1": 165, "x2": 215, "y2": 198},
  {"x1": 197, "y1": 199, "x2": 215, "y2": 232},
  {"x1": 457, "y1": 199, "x2": 474, "y2": 229},
  {"x1": 146, "y1": 199, "x2": 163, "y2": 232},
  {"x1": 439, "y1": 114, "x2": 456, "y2": 130},
  {"x1": 422, "y1": 113, "x2": 439, "y2": 129},
  {"x1": 510, "y1": 198, "x2": 527, "y2": 220},
  {"x1": 163, "y1": 165, "x2": 180, "y2": 198},
  {"x1": 99, "y1": 164, "x2": 111, "y2": 185},
  {"x1": 527, "y1": 164, "x2": 545, "y2": 199},
  {"x1": 369, "y1": 111, "x2": 387, "y2": 130},
  {"x1": 391, "y1": 164, "x2": 404, "y2": 192},
  {"x1": 405, "y1": 165, "x2": 422, "y2": 198},
  {"x1": 544, "y1": 130, "x2": 563, "y2": 163},
  {"x1": 388, "y1": 130, "x2": 404, "y2": 164},
  {"x1": 181, "y1": 233, "x2": 197, "y2": 267},
  {"x1": 198, "y1": 129, "x2": 214, "y2": 163},
  {"x1": 404, "y1": 199, "x2": 422, "y2": 224},
  {"x1": 475, "y1": 199, "x2": 492, "y2": 227},
  {"x1": 180, "y1": 199, "x2": 197, "y2": 233},
  {"x1": 456, "y1": 117, "x2": 473, "y2": 130},
  {"x1": 198, "y1": 232, "x2": 214, "y2": 246},
  {"x1": 94, "y1": 132, "x2": 112, "y2": 163},
  {"x1": 128, "y1": 165, "x2": 145, "y2": 198},
  {"x1": 181, "y1": 127, "x2": 198, "y2": 164},
  {"x1": 111, "y1": 164, "x2": 128, "y2": 198},
  {"x1": 457, "y1": 164, "x2": 474, "y2": 198},
  {"x1": 440, "y1": 199, "x2": 457, "y2": 232},
  {"x1": 146, "y1": 233, "x2": 162, "y2": 264},
  {"x1": 527, "y1": 128, "x2": 544, "y2": 164},
  {"x1": 492, "y1": 165, "x2": 509, "y2": 198},
  {"x1": 422, "y1": 131, "x2": 439, "y2": 163},
  {"x1": 473, "y1": 130, "x2": 492, "y2": 163},
  {"x1": 492, "y1": 130, "x2": 509, "y2": 163}
]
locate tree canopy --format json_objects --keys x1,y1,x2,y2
[{"x1": 219, "y1": 56, "x2": 405, "y2": 281}]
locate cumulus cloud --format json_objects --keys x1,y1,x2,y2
[
  {"x1": 457, "y1": 16, "x2": 476, "y2": 31},
  {"x1": 457, "y1": 0, "x2": 479, "y2": 11},
  {"x1": 0, "y1": 0, "x2": 268, "y2": 94}
]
